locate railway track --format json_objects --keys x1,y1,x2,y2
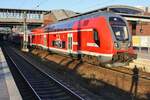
[
  {"x1": 8, "y1": 41, "x2": 150, "y2": 81},
  {"x1": 25, "y1": 46, "x2": 150, "y2": 82},
  {"x1": 3, "y1": 41, "x2": 150, "y2": 100},
  {"x1": 100, "y1": 65, "x2": 150, "y2": 80},
  {"x1": 2, "y1": 46, "x2": 85, "y2": 100},
  {"x1": 61, "y1": 54, "x2": 150, "y2": 80},
  {"x1": 41, "y1": 51, "x2": 150, "y2": 81},
  {"x1": 110, "y1": 66, "x2": 150, "y2": 78}
]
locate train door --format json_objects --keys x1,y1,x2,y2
[
  {"x1": 67, "y1": 33, "x2": 73, "y2": 53},
  {"x1": 44, "y1": 34, "x2": 47, "y2": 47}
]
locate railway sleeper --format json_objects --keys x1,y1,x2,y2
[{"x1": 37, "y1": 89, "x2": 63, "y2": 94}]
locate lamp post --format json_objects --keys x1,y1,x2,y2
[{"x1": 22, "y1": 11, "x2": 29, "y2": 52}]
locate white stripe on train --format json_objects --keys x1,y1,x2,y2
[
  {"x1": 31, "y1": 28, "x2": 93, "y2": 35},
  {"x1": 31, "y1": 43, "x2": 113, "y2": 57}
]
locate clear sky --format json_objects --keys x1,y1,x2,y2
[{"x1": 0, "y1": 0, "x2": 150, "y2": 12}]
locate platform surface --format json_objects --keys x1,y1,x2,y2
[
  {"x1": 0, "y1": 47, "x2": 22, "y2": 100},
  {"x1": 137, "y1": 52, "x2": 150, "y2": 60}
]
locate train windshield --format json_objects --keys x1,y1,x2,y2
[{"x1": 109, "y1": 17, "x2": 128, "y2": 41}]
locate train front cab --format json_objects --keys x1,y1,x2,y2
[
  {"x1": 77, "y1": 15, "x2": 137, "y2": 66},
  {"x1": 109, "y1": 17, "x2": 137, "y2": 64}
]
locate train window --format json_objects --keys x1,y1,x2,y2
[
  {"x1": 52, "y1": 40, "x2": 60, "y2": 48},
  {"x1": 94, "y1": 30, "x2": 98, "y2": 40},
  {"x1": 52, "y1": 41, "x2": 55, "y2": 46},
  {"x1": 109, "y1": 17, "x2": 129, "y2": 41},
  {"x1": 62, "y1": 41, "x2": 65, "y2": 48},
  {"x1": 56, "y1": 41, "x2": 61, "y2": 48},
  {"x1": 93, "y1": 29, "x2": 100, "y2": 46}
]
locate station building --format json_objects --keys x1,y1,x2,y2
[{"x1": 43, "y1": 9, "x2": 79, "y2": 25}]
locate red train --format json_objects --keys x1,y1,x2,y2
[{"x1": 31, "y1": 12, "x2": 137, "y2": 66}]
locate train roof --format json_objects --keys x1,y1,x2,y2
[
  {"x1": 31, "y1": 27, "x2": 45, "y2": 34},
  {"x1": 44, "y1": 11, "x2": 122, "y2": 32}
]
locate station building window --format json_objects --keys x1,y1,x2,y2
[
  {"x1": 3, "y1": 11, "x2": 7, "y2": 18},
  {"x1": 0, "y1": 10, "x2": 43, "y2": 20},
  {"x1": 0, "y1": 12, "x2": 3, "y2": 18}
]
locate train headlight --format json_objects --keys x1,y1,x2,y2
[
  {"x1": 114, "y1": 42, "x2": 119, "y2": 48},
  {"x1": 128, "y1": 42, "x2": 132, "y2": 47}
]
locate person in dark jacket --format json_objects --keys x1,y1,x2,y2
[{"x1": 130, "y1": 65, "x2": 139, "y2": 99}]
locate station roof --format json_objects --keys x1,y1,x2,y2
[
  {"x1": 59, "y1": 5, "x2": 150, "y2": 22},
  {"x1": 100, "y1": 5, "x2": 144, "y2": 14},
  {"x1": 0, "y1": 8, "x2": 48, "y2": 13},
  {"x1": 99, "y1": 5, "x2": 150, "y2": 22}
]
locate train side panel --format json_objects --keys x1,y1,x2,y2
[{"x1": 72, "y1": 16, "x2": 114, "y2": 62}]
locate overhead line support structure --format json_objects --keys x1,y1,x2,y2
[{"x1": 22, "y1": 11, "x2": 29, "y2": 52}]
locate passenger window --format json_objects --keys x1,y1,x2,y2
[
  {"x1": 94, "y1": 30, "x2": 98, "y2": 41},
  {"x1": 57, "y1": 41, "x2": 61, "y2": 48},
  {"x1": 52, "y1": 41, "x2": 55, "y2": 46},
  {"x1": 62, "y1": 41, "x2": 65, "y2": 48},
  {"x1": 93, "y1": 29, "x2": 100, "y2": 46},
  {"x1": 52, "y1": 40, "x2": 65, "y2": 48}
]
